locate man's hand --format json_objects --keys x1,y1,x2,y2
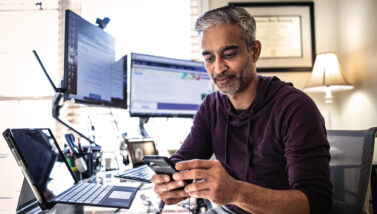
[
  {"x1": 151, "y1": 174, "x2": 189, "y2": 205},
  {"x1": 173, "y1": 159, "x2": 239, "y2": 205}
]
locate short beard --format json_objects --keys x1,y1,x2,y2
[
  {"x1": 217, "y1": 80, "x2": 240, "y2": 95},
  {"x1": 214, "y1": 60, "x2": 254, "y2": 95}
]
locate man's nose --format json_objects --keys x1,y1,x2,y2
[{"x1": 214, "y1": 58, "x2": 228, "y2": 75}]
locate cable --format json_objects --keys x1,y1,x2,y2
[
  {"x1": 158, "y1": 200, "x2": 165, "y2": 213},
  {"x1": 109, "y1": 108, "x2": 127, "y2": 141},
  {"x1": 188, "y1": 197, "x2": 191, "y2": 214},
  {"x1": 181, "y1": 197, "x2": 193, "y2": 213}
]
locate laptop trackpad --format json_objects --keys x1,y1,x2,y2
[
  {"x1": 109, "y1": 191, "x2": 132, "y2": 200},
  {"x1": 100, "y1": 186, "x2": 137, "y2": 208}
]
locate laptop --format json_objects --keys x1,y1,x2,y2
[
  {"x1": 115, "y1": 139, "x2": 157, "y2": 182},
  {"x1": 3, "y1": 128, "x2": 138, "y2": 210}
]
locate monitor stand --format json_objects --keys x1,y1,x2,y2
[
  {"x1": 139, "y1": 117, "x2": 150, "y2": 138},
  {"x1": 52, "y1": 93, "x2": 98, "y2": 146},
  {"x1": 32, "y1": 50, "x2": 99, "y2": 147}
]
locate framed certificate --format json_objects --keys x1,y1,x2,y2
[{"x1": 229, "y1": 2, "x2": 316, "y2": 72}]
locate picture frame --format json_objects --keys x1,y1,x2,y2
[{"x1": 229, "y1": 2, "x2": 316, "y2": 72}]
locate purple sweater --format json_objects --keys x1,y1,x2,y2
[{"x1": 171, "y1": 76, "x2": 332, "y2": 214}]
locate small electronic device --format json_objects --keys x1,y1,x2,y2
[
  {"x1": 126, "y1": 139, "x2": 157, "y2": 167},
  {"x1": 115, "y1": 164, "x2": 155, "y2": 183},
  {"x1": 142, "y1": 155, "x2": 193, "y2": 188},
  {"x1": 142, "y1": 155, "x2": 177, "y2": 176},
  {"x1": 115, "y1": 139, "x2": 157, "y2": 182}
]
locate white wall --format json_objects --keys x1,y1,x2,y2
[
  {"x1": 333, "y1": 0, "x2": 377, "y2": 129},
  {"x1": 0, "y1": 4, "x2": 59, "y2": 212}
]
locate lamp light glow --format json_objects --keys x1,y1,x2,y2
[{"x1": 304, "y1": 52, "x2": 354, "y2": 129}]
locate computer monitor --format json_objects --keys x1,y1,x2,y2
[
  {"x1": 129, "y1": 53, "x2": 212, "y2": 118},
  {"x1": 64, "y1": 10, "x2": 127, "y2": 109}
]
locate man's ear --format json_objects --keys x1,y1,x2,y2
[{"x1": 251, "y1": 40, "x2": 261, "y2": 62}]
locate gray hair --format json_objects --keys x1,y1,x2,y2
[{"x1": 195, "y1": 6, "x2": 256, "y2": 49}]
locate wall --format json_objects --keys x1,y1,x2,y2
[
  {"x1": 0, "y1": 3, "x2": 60, "y2": 212},
  {"x1": 0, "y1": 1, "x2": 82, "y2": 212},
  {"x1": 333, "y1": 0, "x2": 377, "y2": 129},
  {"x1": 205, "y1": 0, "x2": 377, "y2": 130}
]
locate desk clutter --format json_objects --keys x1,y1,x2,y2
[{"x1": 63, "y1": 133, "x2": 102, "y2": 180}]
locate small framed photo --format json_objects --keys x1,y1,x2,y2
[{"x1": 229, "y1": 2, "x2": 316, "y2": 72}]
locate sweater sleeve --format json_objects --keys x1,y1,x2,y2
[
  {"x1": 170, "y1": 97, "x2": 213, "y2": 164},
  {"x1": 282, "y1": 92, "x2": 332, "y2": 214}
]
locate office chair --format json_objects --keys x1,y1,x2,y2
[{"x1": 328, "y1": 127, "x2": 377, "y2": 214}]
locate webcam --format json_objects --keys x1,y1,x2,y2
[{"x1": 96, "y1": 17, "x2": 110, "y2": 29}]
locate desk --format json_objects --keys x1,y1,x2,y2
[{"x1": 20, "y1": 171, "x2": 193, "y2": 213}]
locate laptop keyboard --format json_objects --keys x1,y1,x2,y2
[
  {"x1": 54, "y1": 183, "x2": 113, "y2": 205},
  {"x1": 116, "y1": 164, "x2": 155, "y2": 183}
]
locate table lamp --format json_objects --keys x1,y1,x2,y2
[{"x1": 304, "y1": 52, "x2": 354, "y2": 129}]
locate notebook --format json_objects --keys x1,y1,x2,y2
[
  {"x1": 115, "y1": 139, "x2": 157, "y2": 182},
  {"x1": 3, "y1": 128, "x2": 138, "y2": 210}
]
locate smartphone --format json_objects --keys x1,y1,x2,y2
[
  {"x1": 142, "y1": 155, "x2": 177, "y2": 175},
  {"x1": 142, "y1": 155, "x2": 192, "y2": 186}
]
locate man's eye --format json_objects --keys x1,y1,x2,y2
[
  {"x1": 224, "y1": 52, "x2": 236, "y2": 58},
  {"x1": 205, "y1": 56, "x2": 214, "y2": 63}
]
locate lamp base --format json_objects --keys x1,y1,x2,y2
[{"x1": 324, "y1": 86, "x2": 332, "y2": 129}]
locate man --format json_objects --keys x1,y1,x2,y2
[{"x1": 152, "y1": 6, "x2": 332, "y2": 214}]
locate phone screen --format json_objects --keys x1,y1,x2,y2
[{"x1": 142, "y1": 155, "x2": 177, "y2": 175}]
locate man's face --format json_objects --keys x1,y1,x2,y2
[{"x1": 200, "y1": 24, "x2": 257, "y2": 95}]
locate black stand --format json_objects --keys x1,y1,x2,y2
[
  {"x1": 33, "y1": 50, "x2": 98, "y2": 147},
  {"x1": 52, "y1": 93, "x2": 97, "y2": 146}
]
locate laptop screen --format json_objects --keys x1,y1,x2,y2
[{"x1": 11, "y1": 129, "x2": 76, "y2": 201}]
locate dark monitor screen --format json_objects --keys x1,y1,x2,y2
[
  {"x1": 64, "y1": 10, "x2": 127, "y2": 109},
  {"x1": 129, "y1": 53, "x2": 212, "y2": 117}
]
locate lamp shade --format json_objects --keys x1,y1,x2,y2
[{"x1": 304, "y1": 53, "x2": 354, "y2": 92}]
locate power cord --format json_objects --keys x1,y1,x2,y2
[
  {"x1": 189, "y1": 197, "x2": 191, "y2": 213},
  {"x1": 181, "y1": 197, "x2": 195, "y2": 213},
  {"x1": 156, "y1": 197, "x2": 194, "y2": 214},
  {"x1": 140, "y1": 194, "x2": 153, "y2": 213}
]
